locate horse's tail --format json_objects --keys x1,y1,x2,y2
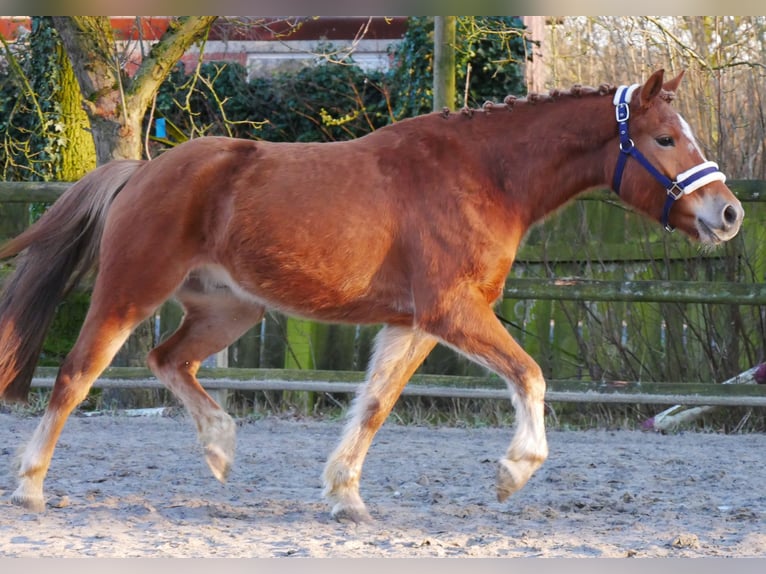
[{"x1": 0, "y1": 159, "x2": 145, "y2": 402}]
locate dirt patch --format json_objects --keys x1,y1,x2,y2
[{"x1": 1, "y1": 412, "x2": 764, "y2": 557}]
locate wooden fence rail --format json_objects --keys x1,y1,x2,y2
[
  {"x1": 30, "y1": 367, "x2": 766, "y2": 408},
  {"x1": 503, "y1": 278, "x2": 766, "y2": 304}
]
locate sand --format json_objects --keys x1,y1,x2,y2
[{"x1": 1, "y1": 411, "x2": 764, "y2": 557}]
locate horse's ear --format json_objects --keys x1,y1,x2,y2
[
  {"x1": 639, "y1": 69, "x2": 665, "y2": 109},
  {"x1": 662, "y1": 69, "x2": 685, "y2": 93}
]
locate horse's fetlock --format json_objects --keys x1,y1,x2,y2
[{"x1": 323, "y1": 459, "x2": 359, "y2": 490}]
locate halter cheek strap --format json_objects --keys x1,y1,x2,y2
[{"x1": 611, "y1": 84, "x2": 727, "y2": 231}]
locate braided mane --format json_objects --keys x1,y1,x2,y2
[{"x1": 441, "y1": 82, "x2": 677, "y2": 119}]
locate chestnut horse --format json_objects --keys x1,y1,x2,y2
[{"x1": 0, "y1": 69, "x2": 743, "y2": 522}]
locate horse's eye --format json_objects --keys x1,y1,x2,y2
[{"x1": 656, "y1": 136, "x2": 674, "y2": 147}]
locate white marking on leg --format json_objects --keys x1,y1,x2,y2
[
  {"x1": 434, "y1": 340, "x2": 548, "y2": 456},
  {"x1": 438, "y1": 341, "x2": 548, "y2": 500},
  {"x1": 154, "y1": 365, "x2": 236, "y2": 482},
  {"x1": 496, "y1": 371, "x2": 548, "y2": 501},
  {"x1": 508, "y1": 381, "x2": 548, "y2": 462},
  {"x1": 12, "y1": 411, "x2": 56, "y2": 510},
  {"x1": 323, "y1": 325, "x2": 433, "y2": 521}
]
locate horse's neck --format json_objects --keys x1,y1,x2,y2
[{"x1": 472, "y1": 97, "x2": 616, "y2": 226}]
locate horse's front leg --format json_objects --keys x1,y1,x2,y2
[
  {"x1": 418, "y1": 288, "x2": 549, "y2": 501},
  {"x1": 322, "y1": 325, "x2": 436, "y2": 522}
]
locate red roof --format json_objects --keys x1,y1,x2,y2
[{"x1": 0, "y1": 17, "x2": 407, "y2": 43}]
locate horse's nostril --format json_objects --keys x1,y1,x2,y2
[{"x1": 723, "y1": 204, "x2": 740, "y2": 227}]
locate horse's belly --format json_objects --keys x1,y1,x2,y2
[
  {"x1": 249, "y1": 269, "x2": 414, "y2": 325},
  {"x1": 188, "y1": 263, "x2": 414, "y2": 326}
]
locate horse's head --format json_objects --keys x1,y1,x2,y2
[{"x1": 611, "y1": 69, "x2": 743, "y2": 245}]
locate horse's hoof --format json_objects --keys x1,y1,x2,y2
[
  {"x1": 496, "y1": 459, "x2": 526, "y2": 502},
  {"x1": 199, "y1": 412, "x2": 235, "y2": 483},
  {"x1": 205, "y1": 444, "x2": 232, "y2": 482},
  {"x1": 10, "y1": 490, "x2": 46, "y2": 513},
  {"x1": 331, "y1": 503, "x2": 374, "y2": 524}
]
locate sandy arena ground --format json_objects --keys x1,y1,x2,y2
[{"x1": 0, "y1": 411, "x2": 764, "y2": 557}]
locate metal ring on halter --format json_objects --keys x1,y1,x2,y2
[
  {"x1": 619, "y1": 139, "x2": 634, "y2": 153},
  {"x1": 666, "y1": 183, "x2": 684, "y2": 200}
]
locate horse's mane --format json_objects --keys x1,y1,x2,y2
[{"x1": 441, "y1": 83, "x2": 677, "y2": 119}]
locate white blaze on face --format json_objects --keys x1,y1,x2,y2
[{"x1": 678, "y1": 113, "x2": 706, "y2": 157}]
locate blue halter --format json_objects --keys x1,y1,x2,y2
[{"x1": 611, "y1": 84, "x2": 726, "y2": 231}]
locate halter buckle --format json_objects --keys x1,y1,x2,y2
[{"x1": 615, "y1": 102, "x2": 630, "y2": 123}]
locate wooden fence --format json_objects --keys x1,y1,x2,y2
[
  {"x1": 2, "y1": 180, "x2": 766, "y2": 408},
  {"x1": 26, "y1": 366, "x2": 766, "y2": 407}
]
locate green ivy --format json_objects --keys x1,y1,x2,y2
[
  {"x1": 0, "y1": 18, "x2": 95, "y2": 366},
  {"x1": 153, "y1": 17, "x2": 529, "y2": 144},
  {"x1": 155, "y1": 57, "x2": 391, "y2": 144},
  {"x1": 0, "y1": 17, "x2": 66, "y2": 187},
  {"x1": 387, "y1": 16, "x2": 530, "y2": 118},
  {"x1": 456, "y1": 16, "x2": 529, "y2": 106}
]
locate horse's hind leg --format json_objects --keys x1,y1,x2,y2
[
  {"x1": 323, "y1": 325, "x2": 437, "y2": 522},
  {"x1": 147, "y1": 279, "x2": 264, "y2": 482},
  {"x1": 11, "y1": 286, "x2": 168, "y2": 511}
]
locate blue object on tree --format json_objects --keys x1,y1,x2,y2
[{"x1": 155, "y1": 118, "x2": 166, "y2": 138}]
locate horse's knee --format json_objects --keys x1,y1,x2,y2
[{"x1": 355, "y1": 394, "x2": 388, "y2": 432}]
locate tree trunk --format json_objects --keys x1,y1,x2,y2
[
  {"x1": 53, "y1": 28, "x2": 97, "y2": 179},
  {"x1": 433, "y1": 16, "x2": 456, "y2": 111},
  {"x1": 51, "y1": 16, "x2": 217, "y2": 164},
  {"x1": 50, "y1": 17, "x2": 129, "y2": 163},
  {"x1": 522, "y1": 16, "x2": 547, "y2": 94}
]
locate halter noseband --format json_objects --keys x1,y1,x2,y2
[{"x1": 611, "y1": 84, "x2": 726, "y2": 231}]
